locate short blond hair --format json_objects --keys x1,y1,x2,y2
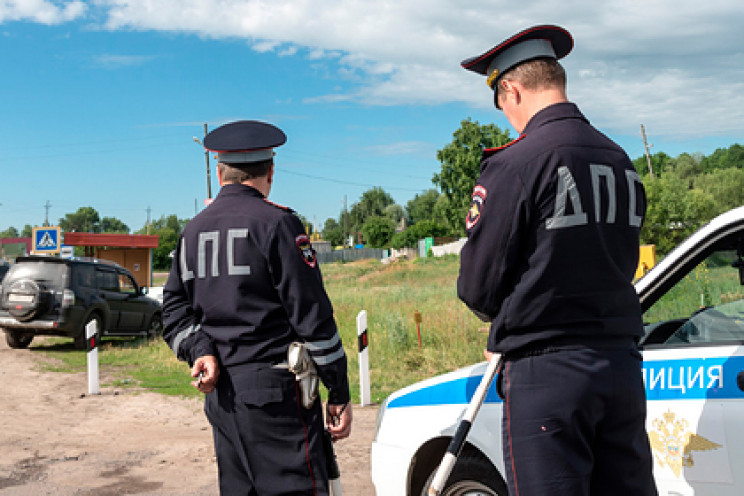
[{"x1": 496, "y1": 58, "x2": 566, "y2": 99}]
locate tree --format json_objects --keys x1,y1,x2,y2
[
  {"x1": 433, "y1": 118, "x2": 512, "y2": 235},
  {"x1": 693, "y1": 168, "x2": 744, "y2": 217},
  {"x1": 21, "y1": 225, "x2": 33, "y2": 237},
  {"x1": 349, "y1": 187, "x2": 396, "y2": 234},
  {"x1": 389, "y1": 219, "x2": 451, "y2": 249},
  {"x1": 641, "y1": 172, "x2": 715, "y2": 254},
  {"x1": 0, "y1": 227, "x2": 19, "y2": 238},
  {"x1": 405, "y1": 189, "x2": 445, "y2": 226},
  {"x1": 100, "y1": 217, "x2": 130, "y2": 233},
  {"x1": 632, "y1": 151, "x2": 672, "y2": 177},
  {"x1": 322, "y1": 218, "x2": 345, "y2": 247},
  {"x1": 361, "y1": 216, "x2": 396, "y2": 248},
  {"x1": 138, "y1": 215, "x2": 189, "y2": 270},
  {"x1": 59, "y1": 207, "x2": 100, "y2": 233}
]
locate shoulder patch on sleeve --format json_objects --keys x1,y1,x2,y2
[
  {"x1": 295, "y1": 234, "x2": 317, "y2": 268},
  {"x1": 466, "y1": 185, "x2": 488, "y2": 230}
]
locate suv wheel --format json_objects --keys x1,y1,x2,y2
[
  {"x1": 4, "y1": 279, "x2": 50, "y2": 322},
  {"x1": 75, "y1": 314, "x2": 103, "y2": 350},
  {"x1": 147, "y1": 314, "x2": 163, "y2": 339},
  {"x1": 5, "y1": 331, "x2": 34, "y2": 349}
]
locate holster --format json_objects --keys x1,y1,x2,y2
[{"x1": 287, "y1": 342, "x2": 320, "y2": 409}]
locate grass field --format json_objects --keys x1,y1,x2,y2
[
  {"x1": 34, "y1": 256, "x2": 485, "y2": 403},
  {"x1": 36, "y1": 254, "x2": 743, "y2": 403}
]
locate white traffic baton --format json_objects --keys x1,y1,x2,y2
[
  {"x1": 86, "y1": 319, "x2": 100, "y2": 395},
  {"x1": 427, "y1": 354, "x2": 500, "y2": 496}
]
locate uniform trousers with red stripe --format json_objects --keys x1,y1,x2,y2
[
  {"x1": 498, "y1": 343, "x2": 657, "y2": 496},
  {"x1": 204, "y1": 368, "x2": 328, "y2": 496}
]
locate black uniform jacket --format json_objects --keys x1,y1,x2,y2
[
  {"x1": 163, "y1": 183, "x2": 350, "y2": 404},
  {"x1": 458, "y1": 102, "x2": 647, "y2": 355}
]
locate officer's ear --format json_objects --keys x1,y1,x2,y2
[
  {"x1": 216, "y1": 162, "x2": 225, "y2": 187},
  {"x1": 267, "y1": 161, "x2": 275, "y2": 186}
]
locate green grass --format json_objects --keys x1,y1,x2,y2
[{"x1": 32, "y1": 256, "x2": 487, "y2": 404}]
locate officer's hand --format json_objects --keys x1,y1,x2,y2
[
  {"x1": 484, "y1": 349, "x2": 496, "y2": 362},
  {"x1": 191, "y1": 355, "x2": 219, "y2": 394},
  {"x1": 326, "y1": 402, "x2": 353, "y2": 442}
]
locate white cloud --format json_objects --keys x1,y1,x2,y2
[
  {"x1": 93, "y1": 53, "x2": 155, "y2": 68},
  {"x1": 0, "y1": 0, "x2": 87, "y2": 24},
  {"x1": 5, "y1": 0, "x2": 744, "y2": 138}
]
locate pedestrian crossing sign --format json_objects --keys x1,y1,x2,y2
[{"x1": 33, "y1": 227, "x2": 61, "y2": 254}]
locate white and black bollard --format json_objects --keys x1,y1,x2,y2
[
  {"x1": 86, "y1": 319, "x2": 100, "y2": 395},
  {"x1": 356, "y1": 310, "x2": 371, "y2": 406}
]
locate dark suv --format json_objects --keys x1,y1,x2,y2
[{"x1": 0, "y1": 256, "x2": 162, "y2": 349}]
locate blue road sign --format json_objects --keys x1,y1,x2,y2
[{"x1": 33, "y1": 227, "x2": 61, "y2": 253}]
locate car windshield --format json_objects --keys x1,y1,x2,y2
[
  {"x1": 3, "y1": 261, "x2": 68, "y2": 289},
  {"x1": 643, "y1": 249, "x2": 744, "y2": 346}
]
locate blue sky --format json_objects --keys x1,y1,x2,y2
[{"x1": 1, "y1": 0, "x2": 743, "y2": 234}]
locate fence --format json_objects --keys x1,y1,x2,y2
[{"x1": 316, "y1": 248, "x2": 386, "y2": 264}]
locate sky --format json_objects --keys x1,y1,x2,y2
[{"x1": 1, "y1": 0, "x2": 743, "y2": 235}]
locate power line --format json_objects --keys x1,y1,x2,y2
[{"x1": 277, "y1": 167, "x2": 425, "y2": 192}]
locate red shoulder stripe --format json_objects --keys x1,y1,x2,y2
[{"x1": 483, "y1": 134, "x2": 526, "y2": 159}]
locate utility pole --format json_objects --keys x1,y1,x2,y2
[
  {"x1": 343, "y1": 195, "x2": 348, "y2": 248},
  {"x1": 43, "y1": 200, "x2": 52, "y2": 226},
  {"x1": 146, "y1": 206, "x2": 152, "y2": 235},
  {"x1": 640, "y1": 124, "x2": 654, "y2": 178},
  {"x1": 204, "y1": 123, "x2": 212, "y2": 199}
]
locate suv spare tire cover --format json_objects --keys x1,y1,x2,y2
[{"x1": 4, "y1": 279, "x2": 46, "y2": 322}]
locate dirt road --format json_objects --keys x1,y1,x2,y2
[{"x1": 0, "y1": 338, "x2": 378, "y2": 495}]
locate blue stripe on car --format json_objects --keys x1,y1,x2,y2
[{"x1": 388, "y1": 356, "x2": 744, "y2": 408}]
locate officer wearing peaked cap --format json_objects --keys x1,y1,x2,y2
[
  {"x1": 162, "y1": 120, "x2": 352, "y2": 495},
  {"x1": 457, "y1": 26, "x2": 657, "y2": 495}
]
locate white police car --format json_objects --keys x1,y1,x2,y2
[{"x1": 372, "y1": 206, "x2": 744, "y2": 496}]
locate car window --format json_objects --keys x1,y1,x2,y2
[
  {"x1": 3, "y1": 261, "x2": 68, "y2": 288},
  {"x1": 118, "y1": 273, "x2": 136, "y2": 295},
  {"x1": 74, "y1": 265, "x2": 96, "y2": 288},
  {"x1": 643, "y1": 249, "x2": 744, "y2": 346},
  {"x1": 96, "y1": 269, "x2": 119, "y2": 292}
]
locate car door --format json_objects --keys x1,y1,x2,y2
[
  {"x1": 95, "y1": 267, "x2": 123, "y2": 332},
  {"x1": 114, "y1": 270, "x2": 147, "y2": 332},
  {"x1": 640, "y1": 223, "x2": 744, "y2": 496}
]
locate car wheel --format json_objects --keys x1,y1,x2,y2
[
  {"x1": 422, "y1": 452, "x2": 507, "y2": 496},
  {"x1": 75, "y1": 314, "x2": 103, "y2": 350},
  {"x1": 5, "y1": 279, "x2": 49, "y2": 322},
  {"x1": 146, "y1": 314, "x2": 163, "y2": 339},
  {"x1": 5, "y1": 331, "x2": 34, "y2": 349}
]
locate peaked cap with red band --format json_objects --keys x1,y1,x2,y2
[
  {"x1": 203, "y1": 120, "x2": 287, "y2": 165},
  {"x1": 461, "y1": 25, "x2": 573, "y2": 89}
]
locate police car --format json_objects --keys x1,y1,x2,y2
[{"x1": 372, "y1": 206, "x2": 744, "y2": 496}]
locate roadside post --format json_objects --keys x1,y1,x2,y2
[
  {"x1": 414, "y1": 310, "x2": 422, "y2": 348},
  {"x1": 357, "y1": 310, "x2": 371, "y2": 406},
  {"x1": 86, "y1": 319, "x2": 100, "y2": 395}
]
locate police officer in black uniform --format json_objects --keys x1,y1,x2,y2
[
  {"x1": 458, "y1": 26, "x2": 657, "y2": 495},
  {"x1": 162, "y1": 120, "x2": 352, "y2": 496}
]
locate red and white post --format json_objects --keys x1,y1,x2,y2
[
  {"x1": 86, "y1": 319, "x2": 100, "y2": 395},
  {"x1": 356, "y1": 310, "x2": 371, "y2": 406}
]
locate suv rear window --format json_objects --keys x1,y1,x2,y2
[{"x1": 3, "y1": 261, "x2": 68, "y2": 289}]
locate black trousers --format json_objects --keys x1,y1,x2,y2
[
  {"x1": 499, "y1": 345, "x2": 658, "y2": 496},
  {"x1": 204, "y1": 367, "x2": 328, "y2": 496}
]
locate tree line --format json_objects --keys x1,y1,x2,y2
[{"x1": 2, "y1": 120, "x2": 741, "y2": 268}]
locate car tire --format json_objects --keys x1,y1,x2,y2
[
  {"x1": 146, "y1": 314, "x2": 163, "y2": 340},
  {"x1": 5, "y1": 331, "x2": 34, "y2": 349},
  {"x1": 75, "y1": 314, "x2": 103, "y2": 350},
  {"x1": 5, "y1": 279, "x2": 50, "y2": 322},
  {"x1": 422, "y1": 452, "x2": 507, "y2": 496}
]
